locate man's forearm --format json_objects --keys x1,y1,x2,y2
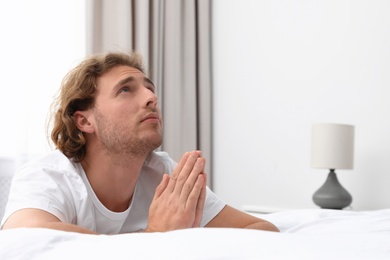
[{"x1": 35, "y1": 222, "x2": 98, "y2": 234}]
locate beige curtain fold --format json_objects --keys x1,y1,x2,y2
[{"x1": 86, "y1": 0, "x2": 213, "y2": 187}]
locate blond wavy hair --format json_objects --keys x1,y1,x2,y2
[{"x1": 48, "y1": 51, "x2": 145, "y2": 162}]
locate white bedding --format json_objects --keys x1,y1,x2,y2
[{"x1": 1, "y1": 208, "x2": 389, "y2": 259}]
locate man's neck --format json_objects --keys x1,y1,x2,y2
[{"x1": 81, "y1": 150, "x2": 148, "y2": 212}]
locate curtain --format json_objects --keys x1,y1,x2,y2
[{"x1": 86, "y1": 0, "x2": 213, "y2": 187}]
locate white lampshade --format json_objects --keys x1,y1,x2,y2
[{"x1": 311, "y1": 123, "x2": 354, "y2": 169}]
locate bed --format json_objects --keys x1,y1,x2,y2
[{"x1": 1, "y1": 208, "x2": 389, "y2": 259}]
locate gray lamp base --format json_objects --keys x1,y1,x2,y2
[{"x1": 312, "y1": 169, "x2": 352, "y2": 210}]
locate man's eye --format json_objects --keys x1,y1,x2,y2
[
  {"x1": 146, "y1": 85, "x2": 155, "y2": 93},
  {"x1": 119, "y1": 86, "x2": 130, "y2": 93}
]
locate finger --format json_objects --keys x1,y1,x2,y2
[
  {"x1": 193, "y1": 173, "x2": 207, "y2": 227},
  {"x1": 185, "y1": 173, "x2": 205, "y2": 213},
  {"x1": 174, "y1": 151, "x2": 203, "y2": 194},
  {"x1": 171, "y1": 152, "x2": 192, "y2": 179},
  {"x1": 177, "y1": 157, "x2": 205, "y2": 200},
  {"x1": 153, "y1": 173, "x2": 170, "y2": 200},
  {"x1": 166, "y1": 152, "x2": 191, "y2": 193}
]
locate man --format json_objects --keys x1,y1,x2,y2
[{"x1": 1, "y1": 52, "x2": 279, "y2": 234}]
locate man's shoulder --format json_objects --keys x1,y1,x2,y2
[{"x1": 17, "y1": 150, "x2": 80, "y2": 177}]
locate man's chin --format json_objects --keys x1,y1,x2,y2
[{"x1": 146, "y1": 133, "x2": 163, "y2": 149}]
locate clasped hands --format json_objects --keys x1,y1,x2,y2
[{"x1": 146, "y1": 151, "x2": 207, "y2": 232}]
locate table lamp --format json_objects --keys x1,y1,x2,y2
[{"x1": 311, "y1": 123, "x2": 354, "y2": 209}]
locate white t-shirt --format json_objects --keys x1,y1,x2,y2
[{"x1": 1, "y1": 150, "x2": 226, "y2": 234}]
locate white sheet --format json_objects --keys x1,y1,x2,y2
[
  {"x1": 250, "y1": 208, "x2": 390, "y2": 233},
  {"x1": 1, "y1": 209, "x2": 389, "y2": 260}
]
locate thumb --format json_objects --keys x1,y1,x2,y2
[{"x1": 153, "y1": 173, "x2": 170, "y2": 200}]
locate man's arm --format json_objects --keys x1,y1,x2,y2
[
  {"x1": 205, "y1": 205, "x2": 280, "y2": 232},
  {"x1": 2, "y1": 208, "x2": 96, "y2": 234}
]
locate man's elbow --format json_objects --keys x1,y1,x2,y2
[{"x1": 244, "y1": 221, "x2": 280, "y2": 232}]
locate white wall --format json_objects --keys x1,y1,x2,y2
[
  {"x1": 212, "y1": 0, "x2": 390, "y2": 211},
  {"x1": 0, "y1": 0, "x2": 85, "y2": 158}
]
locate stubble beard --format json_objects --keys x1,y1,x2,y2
[{"x1": 95, "y1": 109, "x2": 162, "y2": 157}]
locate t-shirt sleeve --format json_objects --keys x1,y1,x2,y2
[
  {"x1": 201, "y1": 187, "x2": 226, "y2": 227},
  {"x1": 1, "y1": 164, "x2": 78, "y2": 227}
]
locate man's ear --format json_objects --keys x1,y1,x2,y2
[{"x1": 73, "y1": 110, "x2": 95, "y2": 134}]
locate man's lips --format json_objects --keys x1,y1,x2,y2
[{"x1": 141, "y1": 113, "x2": 160, "y2": 123}]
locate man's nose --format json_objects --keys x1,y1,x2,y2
[{"x1": 144, "y1": 88, "x2": 158, "y2": 108}]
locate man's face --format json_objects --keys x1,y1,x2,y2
[{"x1": 91, "y1": 65, "x2": 163, "y2": 155}]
